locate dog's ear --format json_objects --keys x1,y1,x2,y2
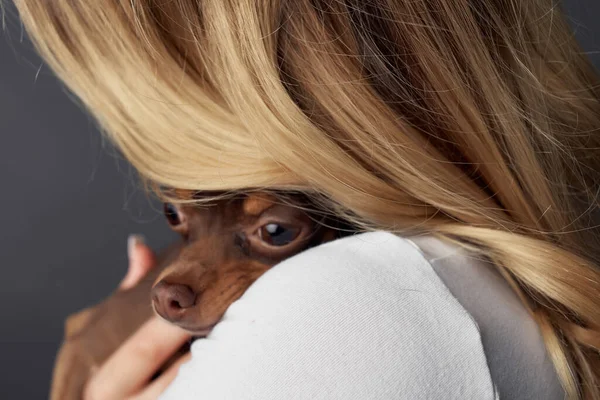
[{"x1": 64, "y1": 307, "x2": 95, "y2": 339}]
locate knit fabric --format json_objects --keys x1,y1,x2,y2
[{"x1": 161, "y1": 232, "x2": 562, "y2": 399}]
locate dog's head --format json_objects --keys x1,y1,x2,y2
[{"x1": 151, "y1": 192, "x2": 344, "y2": 336}]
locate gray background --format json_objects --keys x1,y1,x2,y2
[{"x1": 0, "y1": 1, "x2": 598, "y2": 398}]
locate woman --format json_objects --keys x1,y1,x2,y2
[{"x1": 15, "y1": 0, "x2": 600, "y2": 399}]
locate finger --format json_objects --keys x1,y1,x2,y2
[
  {"x1": 129, "y1": 352, "x2": 192, "y2": 400},
  {"x1": 119, "y1": 235, "x2": 156, "y2": 290},
  {"x1": 84, "y1": 317, "x2": 191, "y2": 400}
]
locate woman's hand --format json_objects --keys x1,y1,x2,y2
[
  {"x1": 83, "y1": 317, "x2": 191, "y2": 400},
  {"x1": 83, "y1": 236, "x2": 192, "y2": 400},
  {"x1": 119, "y1": 235, "x2": 158, "y2": 290}
]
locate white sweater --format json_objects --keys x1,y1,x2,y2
[{"x1": 161, "y1": 232, "x2": 564, "y2": 399}]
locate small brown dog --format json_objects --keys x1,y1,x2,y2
[{"x1": 50, "y1": 192, "x2": 347, "y2": 400}]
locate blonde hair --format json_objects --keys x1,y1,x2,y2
[{"x1": 14, "y1": 0, "x2": 600, "y2": 397}]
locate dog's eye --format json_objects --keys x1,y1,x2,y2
[
  {"x1": 258, "y1": 223, "x2": 300, "y2": 247},
  {"x1": 163, "y1": 203, "x2": 181, "y2": 226}
]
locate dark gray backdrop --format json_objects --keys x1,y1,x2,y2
[{"x1": 0, "y1": 1, "x2": 598, "y2": 398}]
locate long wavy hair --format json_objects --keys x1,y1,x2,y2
[{"x1": 14, "y1": 0, "x2": 600, "y2": 397}]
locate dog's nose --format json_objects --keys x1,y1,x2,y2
[{"x1": 152, "y1": 281, "x2": 197, "y2": 323}]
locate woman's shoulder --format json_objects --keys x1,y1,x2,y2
[
  {"x1": 163, "y1": 232, "x2": 499, "y2": 399},
  {"x1": 408, "y1": 235, "x2": 564, "y2": 400}
]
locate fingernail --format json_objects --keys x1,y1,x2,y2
[{"x1": 127, "y1": 234, "x2": 145, "y2": 261}]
